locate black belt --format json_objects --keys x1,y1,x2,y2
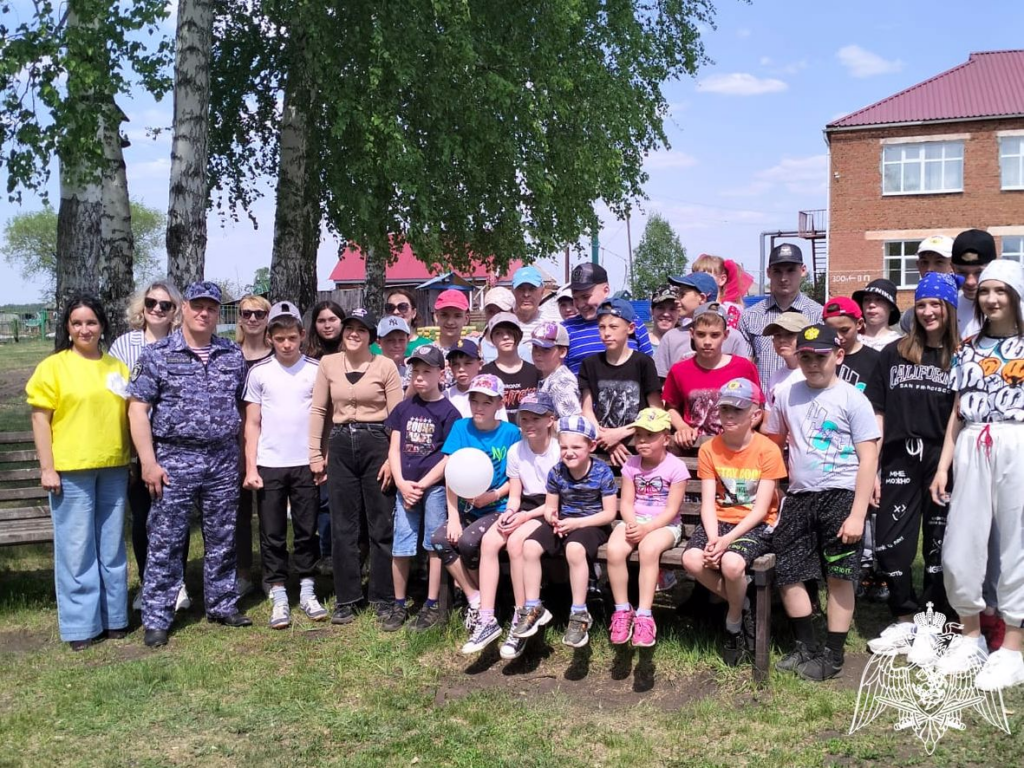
[{"x1": 333, "y1": 422, "x2": 386, "y2": 431}]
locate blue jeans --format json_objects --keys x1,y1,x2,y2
[
  {"x1": 392, "y1": 484, "x2": 447, "y2": 557},
  {"x1": 50, "y1": 466, "x2": 129, "y2": 642}
]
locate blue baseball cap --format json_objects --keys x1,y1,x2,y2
[
  {"x1": 512, "y1": 266, "x2": 544, "y2": 289},
  {"x1": 446, "y1": 338, "x2": 481, "y2": 360},
  {"x1": 718, "y1": 378, "x2": 763, "y2": 409},
  {"x1": 558, "y1": 416, "x2": 598, "y2": 442},
  {"x1": 667, "y1": 272, "x2": 718, "y2": 301},
  {"x1": 596, "y1": 297, "x2": 636, "y2": 323},
  {"x1": 519, "y1": 391, "x2": 556, "y2": 416},
  {"x1": 184, "y1": 281, "x2": 222, "y2": 303}
]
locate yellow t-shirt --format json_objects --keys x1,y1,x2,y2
[{"x1": 25, "y1": 350, "x2": 131, "y2": 471}]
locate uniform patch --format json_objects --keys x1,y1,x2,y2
[{"x1": 130, "y1": 360, "x2": 143, "y2": 382}]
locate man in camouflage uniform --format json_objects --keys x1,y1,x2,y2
[{"x1": 127, "y1": 281, "x2": 252, "y2": 647}]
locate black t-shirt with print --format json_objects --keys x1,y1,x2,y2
[
  {"x1": 482, "y1": 360, "x2": 540, "y2": 422},
  {"x1": 578, "y1": 351, "x2": 661, "y2": 429},
  {"x1": 838, "y1": 345, "x2": 880, "y2": 394},
  {"x1": 865, "y1": 343, "x2": 954, "y2": 445}
]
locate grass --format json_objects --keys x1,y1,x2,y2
[{"x1": 2, "y1": 341, "x2": 1024, "y2": 767}]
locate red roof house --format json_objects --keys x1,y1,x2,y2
[{"x1": 328, "y1": 242, "x2": 524, "y2": 287}]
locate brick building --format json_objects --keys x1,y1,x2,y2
[{"x1": 825, "y1": 50, "x2": 1024, "y2": 306}]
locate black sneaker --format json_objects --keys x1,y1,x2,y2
[
  {"x1": 380, "y1": 604, "x2": 408, "y2": 632},
  {"x1": 797, "y1": 647, "x2": 844, "y2": 681},
  {"x1": 331, "y1": 603, "x2": 356, "y2": 625},
  {"x1": 776, "y1": 640, "x2": 819, "y2": 673},
  {"x1": 867, "y1": 581, "x2": 890, "y2": 603},
  {"x1": 512, "y1": 603, "x2": 553, "y2": 639},
  {"x1": 722, "y1": 630, "x2": 745, "y2": 667},
  {"x1": 742, "y1": 606, "x2": 757, "y2": 653},
  {"x1": 412, "y1": 603, "x2": 441, "y2": 632}
]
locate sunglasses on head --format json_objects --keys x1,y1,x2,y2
[
  {"x1": 144, "y1": 298, "x2": 175, "y2": 312},
  {"x1": 385, "y1": 302, "x2": 411, "y2": 314},
  {"x1": 241, "y1": 309, "x2": 268, "y2": 320}
]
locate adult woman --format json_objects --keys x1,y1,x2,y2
[
  {"x1": 310, "y1": 308, "x2": 402, "y2": 623},
  {"x1": 26, "y1": 295, "x2": 131, "y2": 650},
  {"x1": 372, "y1": 287, "x2": 430, "y2": 357},
  {"x1": 110, "y1": 280, "x2": 191, "y2": 612},
  {"x1": 865, "y1": 273, "x2": 958, "y2": 658},
  {"x1": 235, "y1": 294, "x2": 273, "y2": 595},
  {"x1": 305, "y1": 300, "x2": 346, "y2": 359}
]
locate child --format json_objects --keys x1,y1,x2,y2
[
  {"x1": 683, "y1": 379, "x2": 786, "y2": 665},
  {"x1": 434, "y1": 289, "x2": 471, "y2": 350},
  {"x1": 463, "y1": 392, "x2": 561, "y2": 657},
  {"x1": 655, "y1": 272, "x2": 717, "y2": 378},
  {"x1": 930, "y1": 260, "x2": 1024, "y2": 690},
  {"x1": 823, "y1": 297, "x2": 881, "y2": 393},
  {"x1": 479, "y1": 287, "x2": 516, "y2": 363},
  {"x1": 605, "y1": 408, "x2": 689, "y2": 647},
  {"x1": 766, "y1": 324, "x2": 880, "y2": 681},
  {"x1": 691, "y1": 254, "x2": 753, "y2": 329},
  {"x1": 663, "y1": 303, "x2": 760, "y2": 447},
  {"x1": 852, "y1": 279, "x2": 902, "y2": 351},
  {"x1": 382, "y1": 345, "x2": 462, "y2": 632},
  {"x1": 579, "y1": 298, "x2": 662, "y2": 466},
  {"x1": 377, "y1": 316, "x2": 411, "y2": 380},
  {"x1": 431, "y1": 374, "x2": 521, "y2": 634},
  {"x1": 443, "y1": 339, "x2": 509, "y2": 420},
  {"x1": 761, "y1": 312, "x2": 810, "y2": 413},
  {"x1": 529, "y1": 322, "x2": 582, "y2": 418},
  {"x1": 649, "y1": 285, "x2": 681, "y2": 348},
  {"x1": 481, "y1": 312, "x2": 540, "y2": 422},
  {"x1": 513, "y1": 416, "x2": 618, "y2": 647},
  {"x1": 242, "y1": 301, "x2": 328, "y2": 628}
]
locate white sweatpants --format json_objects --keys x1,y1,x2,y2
[{"x1": 942, "y1": 422, "x2": 1024, "y2": 627}]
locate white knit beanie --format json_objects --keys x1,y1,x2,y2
[{"x1": 979, "y1": 259, "x2": 1024, "y2": 299}]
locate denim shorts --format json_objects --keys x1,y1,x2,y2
[{"x1": 393, "y1": 484, "x2": 448, "y2": 557}]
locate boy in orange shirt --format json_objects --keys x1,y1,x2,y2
[{"x1": 682, "y1": 378, "x2": 787, "y2": 666}]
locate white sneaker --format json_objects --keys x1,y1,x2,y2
[
  {"x1": 937, "y1": 634, "x2": 989, "y2": 675},
  {"x1": 907, "y1": 626, "x2": 941, "y2": 666},
  {"x1": 300, "y1": 596, "x2": 329, "y2": 622},
  {"x1": 867, "y1": 622, "x2": 915, "y2": 655},
  {"x1": 175, "y1": 584, "x2": 191, "y2": 612},
  {"x1": 975, "y1": 648, "x2": 1024, "y2": 691},
  {"x1": 132, "y1": 590, "x2": 144, "y2": 612},
  {"x1": 269, "y1": 600, "x2": 291, "y2": 630}
]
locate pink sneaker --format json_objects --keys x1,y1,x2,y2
[
  {"x1": 632, "y1": 614, "x2": 657, "y2": 647},
  {"x1": 609, "y1": 608, "x2": 635, "y2": 644}
]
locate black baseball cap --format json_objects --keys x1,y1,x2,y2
[
  {"x1": 570, "y1": 262, "x2": 609, "y2": 291},
  {"x1": 795, "y1": 324, "x2": 841, "y2": 354},
  {"x1": 407, "y1": 344, "x2": 445, "y2": 368},
  {"x1": 344, "y1": 308, "x2": 378, "y2": 343},
  {"x1": 852, "y1": 279, "x2": 900, "y2": 325},
  {"x1": 768, "y1": 243, "x2": 803, "y2": 266},
  {"x1": 951, "y1": 229, "x2": 997, "y2": 266}
]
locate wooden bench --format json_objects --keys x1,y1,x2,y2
[
  {"x1": 438, "y1": 451, "x2": 777, "y2": 684},
  {"x1": 0, "y1": 431, "x2": 52, "y2": 546}
]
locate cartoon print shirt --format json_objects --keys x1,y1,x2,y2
[
  {"x1": 767, "y1": 379, "x2": 880, "y2": 493},
  {"x1": 621, "y1": 453, "x2": 689, "y2": 526},
  {"x1": 952, "y1": 336, "x2": 1024, "y2": 423},
  {"x1": 662, "y1": 356, "x2": 761, "y2": 437}
]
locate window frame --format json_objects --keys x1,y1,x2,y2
[
  {"x1": 883, "y1": 239, "x2": 923, "y2": 290},
  {"x1": 1000, "y1": 136, "x2": 1024, "y2": 191},
  {"x1": 1002, "y1": 235, "x2": 1024, "y2": 264},
  {"x1": 881, "y1": 140, "x2": 964, "y2": 196}
]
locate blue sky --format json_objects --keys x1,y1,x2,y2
[{"x1": 2, "y1": 0, "x2": 1023, "y2": 304}]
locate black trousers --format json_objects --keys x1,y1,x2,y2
[
  {"x1": 327, "y1": 424, "x2": 395, "y2": 605},
  {"x1": 874, "y1": 438, "x2": 952, "y2": 618},
  {"x1": 236, "y1": 485, "x2": 256, "y2": 574},
  {"x1": 256, "y1": 465, "x2": 321, "y2": 586},
  {"x1": 129, "y1": 465, "x2": 189, "y2": 580}
]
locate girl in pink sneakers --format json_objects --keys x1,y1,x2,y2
[{"x1": 605, "y1": 408, "x2": 689, "y2": 647}]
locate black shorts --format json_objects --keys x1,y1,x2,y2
[
  {"x1": 686, "y1": 521, "x2": 772, "y2": 567},
  {"x1": 527, "y1": 520, "x2": 610, "y2": 562},
  {"x1": 773, "y1": 489, "x2": 862, "y2": 586},
  {"x1": 429, "y1": 512, "x2": 501, "y2": 569}
]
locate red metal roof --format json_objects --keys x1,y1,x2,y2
[
  {"x1": 828, "y1": 50, "x2": 1024, "y2": 130},
  {"x1": 328, "y1": 242, "x2": 522, "y2": 284}
]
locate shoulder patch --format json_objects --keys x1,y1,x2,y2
[{"x1": 130, "y1": 360, "x2": 143, "y2": 382}]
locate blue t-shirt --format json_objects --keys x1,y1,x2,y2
[
  {"x1": 384, "y1": 395, "x2": 461, "y2": 484},
  {"x1": 545, "y1": 458, "x2": 617, "y2": 518},
  {"x1": 442, "y1": 418, "x2": 521, "y2": 519},
  {"x1": 562, "y1": 315, "x2": 654, "y2": 374}
]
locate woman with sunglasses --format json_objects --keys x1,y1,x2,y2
[
  {"x1": 110, "y1": 280, "x2": 192, "y2": 613},
  {"x1": 372, "y1": 288, "x2": 431, "y2": 357},
  {"x1": 235, "y1": 295, "x2": 274, "y2": 596}
]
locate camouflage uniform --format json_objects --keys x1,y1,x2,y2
[{"x1": 128, "y1": 329, "x2": 247, "y2": 631}]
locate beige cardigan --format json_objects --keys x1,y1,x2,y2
[{"x1": 308, "y1": 353, "x2": 402, "y2": 463}]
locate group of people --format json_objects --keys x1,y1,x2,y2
[{"x1": 26, "y1": 231, "x2": 1024, "y2": 692}]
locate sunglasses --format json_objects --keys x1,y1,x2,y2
[
  {"x1": 385, "y1": 302, "x2": 411, "y2": 314},
  {"x1": 144, "y1": 298, "x2": 175, "y2": 312},
  {"x1": 241, "y1": 309, "x2": 268, "y2": 320}
]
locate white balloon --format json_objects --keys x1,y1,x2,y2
[{"x1": 445, "y1": 447, "x2": 493, "y2": 499}]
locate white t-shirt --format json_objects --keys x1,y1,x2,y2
[
  {"x1": 243, "y1": 355, "x2": 320, "y2": 467},
  {"x1": 767, "y1": 379, "x2": 880, "y2": 493},
  {"x1": 443, "y1": 385, "x2": 509, "y2": 421},
  {"x1": 506, "y1": 437, "x2": 561, "y2": 497},
  {"x1": 859, "y1": 329, "x2": 902, "y2": 352},
  {"x1": 765, "y1": 365, "x2": 805, "y2": 410},
  {"x1": 958, "y1": 292, "x2": 982, "y2": 339}
]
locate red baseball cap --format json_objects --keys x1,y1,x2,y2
[
  {"x1": 434, "y1": 289, "x2": 469, "y2": 311},
  {"x1": 822, "y1": 296, "x2": 862, "y2": 320}
]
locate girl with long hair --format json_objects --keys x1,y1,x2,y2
[{"x1": 305, "y1": 300, "x2": 346, "y2": 359}]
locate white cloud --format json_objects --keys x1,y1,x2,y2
[
  {"x1": 737, "y1": 28, "x2": 752, "y2": 39},
  {"x1": 836, "y1": 45, "x2": 903, "y2": 78},
  {"x1": 696, "y1": 73, "x2": 787, "y2": 96},
  {"x1": 643, "y1": 149, "x2": 698, "y2": 170},
  {"x1": 722, "y1": 155, "x2": 828, "y2": 198}
]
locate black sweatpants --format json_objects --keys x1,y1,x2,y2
[
  {"x1": 256, "y1": 465, "x2": 321, "y2": 586},
  {"x1": 874, "y1": 438, "x2": 952, "y2": 618}
]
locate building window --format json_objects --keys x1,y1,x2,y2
[
  {"x1": 1003, "y1": 235, "x2": 1024, "y2": 264},
  {"x1": 882, "y1": 141, "x2": 963, "y2": 195},
  {"x1": 884, "y1": 240, "x2": 922, "y2": 289},
  {"x1": 1001, "y1": 137, "x2": 1024, "y2": 190}
]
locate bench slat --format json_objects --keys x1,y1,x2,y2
[
  {"x1": 0, "y1": 431, "x2": 33, "y2": 445},
  {"x1": 0, "y1": 450, "x2": 37, "y2": 463},
  {"x1": 0, "y1": 505, "x2": 50, "y2": 521},
  {"x1": 0, "y1": 520, "x2": 54, "y2": 546},
  {"x1": 0, "y1": 468, "x2": 41, "y2": 482},
  {"x1": 0, "y1": 487, "x2": 48, "y2": 501}
]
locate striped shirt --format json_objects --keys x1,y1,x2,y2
[
  {"x1": 562, "y1": 316, "x2": 654, "y2": 374},
  {"x1": 738, "y1": 292, "x2": 823, "y2": 385},
  {"x1": 109, "y1": 330, "x2": 147, "y2": 370},
  {"x1": 190, "y1": 344, "x2": 213, "y2": 365}
]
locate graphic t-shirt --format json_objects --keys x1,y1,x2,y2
[
  {"x1": 698, "y1": 433, "x2": 787, "y2": 526},
  {"x1": 951, "y1": 336, "x2": 1024, "y2": 423},
  {"x1": 662, "y1": 355, "x2": 761, "y2": 437},
  {"x1": 578, "y1": 351, "x2": 661, "y2": 429},
  {"x1": 545, "y1": 458, "x2": 618, "y2": 518},
  {"x1": 481, "y1": 360, "x2": 540, "y2": 422},
  {"x1": 837, "y1": 345, "x2": 880, "y2": 393},
  {"x1": 766, "y1": 379, "x2": 880, "y2": 493},
  {"x1": 538, "y1": 364, "x2": 582, "y2": 418},
  {"x1": 865, "y1": 344, "x2": 954, "y2": 445},
  {"x1": 243, "y1": 355, "x2": 320, "y2": 467},
  {"x1": 384, "y1": 395, "x2": 461, "y2": 483},
  {"x1": 621, "y1": 453, "x2": 690, "y2": 526},
  {"x1": 442, "y1": 418, "x2": 521, "y2": 519},
  {"x1": 506, "y1": 438, "x2": 561, "y2": 497}
]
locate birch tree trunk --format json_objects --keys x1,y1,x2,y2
[
  {"x1": 364, "y1": 241, "x2": 387, "y2": 317},
  {"x1": 166, "y1": 0, "x2": 214, "y2": 289},
  {"x1": 97, "y1": 104, "x2": 135, "y2": 339}
]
